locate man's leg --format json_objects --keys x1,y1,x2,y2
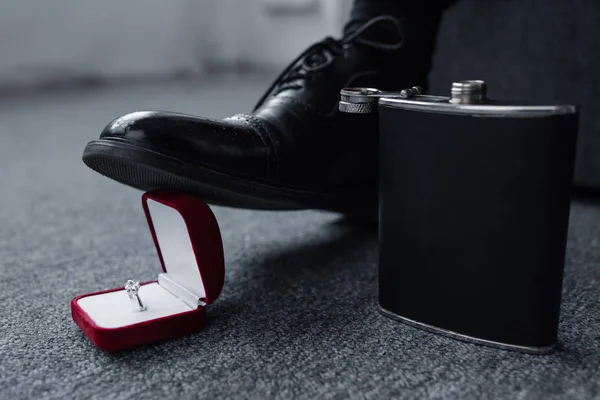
[
  {"x1": 82, "y1": 2, "x2": 455, "y2": 220},
  {"x1": 347, "y1": 0, "x2": 457, "y2": 92}
]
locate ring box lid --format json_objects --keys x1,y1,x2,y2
[
  {"x1": 71, "y1": 190, "x2": 225, "y2": 352},
  {"x1": 142, "y1": 190, "x2": 225, "y2": 306}
]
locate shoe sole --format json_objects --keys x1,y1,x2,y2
[{"x1": 82, "y1": 139, "x2": 377, "y2": 219}]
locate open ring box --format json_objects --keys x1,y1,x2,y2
[{"x1": 71, "y1": 191, "x2": 225, "y2": 352}]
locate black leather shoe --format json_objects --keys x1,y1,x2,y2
[{"x1": 83, "y1": 16, "x2": 425, "y2": 220}]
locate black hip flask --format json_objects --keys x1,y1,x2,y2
[{"x1": 340, "y1": 80, "x2": 579, "y2": 353}]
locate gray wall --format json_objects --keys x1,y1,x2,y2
[
  {"x1": 0, "y1": 0, "x2": 351, "y2": 88},
  {"x1": 208, "y1": 0, "x2": 350, "y2": 68}
]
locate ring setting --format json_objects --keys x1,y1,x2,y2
[{"x1": 125, "y1": 279, "x2": 147, "y2": 312}]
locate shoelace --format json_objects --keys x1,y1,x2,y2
[{"x1": 253, "y1": 15, "x2": 404, "y2": 111}]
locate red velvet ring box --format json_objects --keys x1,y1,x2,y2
[{"x1": 71, "y1": 191, "x2": 225, "y2": 352}]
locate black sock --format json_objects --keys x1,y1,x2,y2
[{"x1": 345, "y1": 0, "x2": 457, "y2": 90}]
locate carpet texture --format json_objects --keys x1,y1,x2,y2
[{"x1": 1, "y1": 77, "x2": 600, "y2": 400}]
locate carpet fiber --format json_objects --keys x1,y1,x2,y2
[{"x1": 1, "y1": 77, "x2": 600, "y2": 399}]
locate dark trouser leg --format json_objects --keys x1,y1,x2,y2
[
  {"x1": 346, "y1": 0, "x2": 458, "y2": 91},
  {"x1": 349, "y1": 0, "x2": 456, "y2": 20}
]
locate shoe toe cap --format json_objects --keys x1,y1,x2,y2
[
  {"x1": 97, "y1": 111, "x2": 275, "y2": 181},
  {"x1": 100, "y1": 111, "x2": 174, "y2": 140}
]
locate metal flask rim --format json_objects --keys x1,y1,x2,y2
[{"x1": 379, "y1": 96, "x2": 578, "y2": 117}]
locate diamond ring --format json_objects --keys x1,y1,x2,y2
[{"x1": 125, "y1": 280, "x2": 146, "y2": 312}]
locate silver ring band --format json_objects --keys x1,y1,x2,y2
[{"x1": 125, "y1": 279, "x2": 147, "y2": 312}]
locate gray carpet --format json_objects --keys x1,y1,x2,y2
[{"x1": 1, "y1": 76, "x2": 600, "y2": 400}]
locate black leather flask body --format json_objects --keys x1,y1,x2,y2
[{"x1": 342, "y1": 80, "x2": 579, "y2": 352}]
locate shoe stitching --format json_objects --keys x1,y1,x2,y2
[
  {"x1": 272, "y1": 70, "x2": 381, "y2": 118},
  {"x1": 234, "y1": 114, "x2": 279, "y2": 180},
  {"x1": 272, "y1": 96, "x2": 329, "y2": 118},
  {"x1": 239, "y1": 114, "x2": 280, "y2": 173},
  {"x1": 223, "y1": 115, "x2": 271, "y2": 177}
]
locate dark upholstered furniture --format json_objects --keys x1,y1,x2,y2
[{"x1": 429, "y1": 0, "x2": 600, "y2": 187}]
